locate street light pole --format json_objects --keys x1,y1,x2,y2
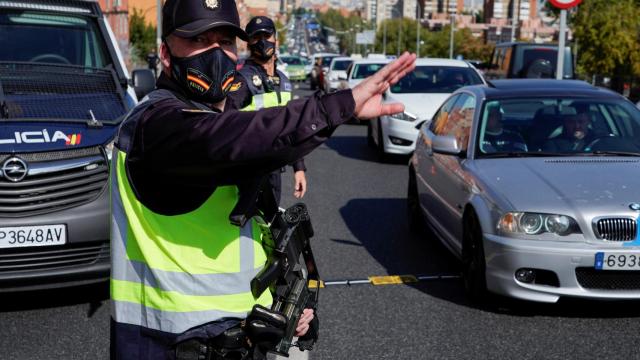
[
  {"x1": 397, "y1": 20, "x2": 401, "y2": 57},
  {"x1": 510, "y1": 0, "x2": 516, "y2": 42},
  {"x1": 416, "y1": 1, "x2": 421, "y2": 57},
  {"x1": 556, "y1": 9, "x2": 567, "y2": 80},
  {"x1": 449, "y1": 13, "x2": 455, "y2": 58},
  {"x1": 383, "y1": 20, "x2": 387, "y2": 55}
]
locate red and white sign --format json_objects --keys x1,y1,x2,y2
[{"x1": 549, "y1": 0, "x2": 582, "y2": 9}]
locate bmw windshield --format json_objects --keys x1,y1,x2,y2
[{"x1": 477, "y1": 98, "x2": 640, "y2": 157}]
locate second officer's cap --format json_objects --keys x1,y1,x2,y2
[
  {"x1": 245, "y1": 16, "x2": 276, "y2": 38},
  {"x1": 162, "y1": 0, "x2": 248, "y2": 41}
]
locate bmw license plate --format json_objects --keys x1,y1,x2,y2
[
  {"x1": 0, "y1": 225, "x2": 66, "y2": 249},
  {"x1": 595, "y1": 252, "x2": 640, "y2": 270}
]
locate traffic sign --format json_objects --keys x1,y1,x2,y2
[{"x1": 548, "y1": 0, "x2": 581, "y2": 9}]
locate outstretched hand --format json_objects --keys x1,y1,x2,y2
[{"x1": 351, "y1": 52, "x2": 417, "y2": 120}]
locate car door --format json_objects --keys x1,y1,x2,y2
[
  {"x1": 415, "y1": 94, "x2": 460, "y2": 241},
  {"x1": 419, "y1": 93, "x2": 476, "y2": 253},
  {"x1": 431, "y1": 93, "x2": 477, "y2": 247}
]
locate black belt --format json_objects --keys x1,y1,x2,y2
[{"x1": 175, "y1": 326, "x2": 253, "y2": 360}]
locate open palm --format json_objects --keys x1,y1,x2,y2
[{"x1": 351, "y1": 52, "x2": 417, "y2": 120}]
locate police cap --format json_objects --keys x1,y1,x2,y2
[
  {"x1": 245, "y1": 16, "x2": 276, "y2": 38},
  {"x1": 162, "y1": 0, "x2": 248, "y2": 41}
]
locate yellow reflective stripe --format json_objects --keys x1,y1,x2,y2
[{"x1": 112, "y1": 279, "x2": 272, "y2": 313}]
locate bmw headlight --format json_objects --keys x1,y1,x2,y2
[
  {"x1": 390, "y1": 112, "x2": 417, "y2": 122},
  {"x1": 498, "y1": 212, "x2": 579, "y2": 236}
]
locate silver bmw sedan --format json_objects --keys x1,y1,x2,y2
[{"x1": 408, "y1": 79, "x2": 640, "y2": 303}]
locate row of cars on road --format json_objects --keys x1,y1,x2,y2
[{"x1": 337, "y1": 45, "x2": 640, "y2": 303}]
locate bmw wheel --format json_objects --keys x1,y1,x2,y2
[{"x1": 462, "y1": 212, "x2": 488, "y2": 302}]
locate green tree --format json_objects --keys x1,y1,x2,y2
[
  {"x1": 275, "y1": 19, "x2": 287, "y2": 52},
  {"x1": 129, "y1": 8, "x2": 157, "y2": 64},
  {"x1": 572, "y1": 0, "x2": 640, "y2": 80}
]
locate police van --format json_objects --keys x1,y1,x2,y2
[{"x1": 0, "y1": 0, "x2": 154, "y2": 291}]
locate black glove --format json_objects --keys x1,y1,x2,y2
[{"x1": 244, "y1": 305, "x2": 287, "y2": 353}]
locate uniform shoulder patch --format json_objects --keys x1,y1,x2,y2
[{"x1": 229, "y1": 82, "x2": 242, "y2": 92}]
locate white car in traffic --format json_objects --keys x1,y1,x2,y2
[
  {"x1": 368, "y1": 58, "x2": 486, "y2": 157},
  {"x1": 343, "y1": 58, "x2": 390, "y2": 89},
  {"x1": 324, "y1": 57, "x2": 353, "y2": 92}
]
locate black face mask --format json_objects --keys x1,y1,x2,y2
[
  {"x1": 168, "y1": 46, "x2": 237, "y2": 104},
  {"x1": 249, "y1": 39, "x2": 276, "y2": 61}
]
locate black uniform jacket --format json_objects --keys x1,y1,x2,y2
[
  {"x1": 122, "y1": 73, "x2": 355, "y2": 215},
  {"x1": 226, "y1": 59, "x2": 305, "y2": 172}
]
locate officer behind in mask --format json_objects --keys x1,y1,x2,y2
[
  {"x1": 109, "y1": 0, "x2": 416, "y2": 358},
  {"x1": 227, "y1": 16, "x2": 307, "y2": 204}
]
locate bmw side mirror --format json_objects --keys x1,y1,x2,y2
[
  {"x1": 132, "y1": 69, "x2": 156, "y2": 101},
  {"x1": 432, "y1": 135, "x2": 464, "y2": 156}
]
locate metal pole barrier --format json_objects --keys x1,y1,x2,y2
[{"x1": 556, "y1": 9, "x2": 566, "y2": 80}]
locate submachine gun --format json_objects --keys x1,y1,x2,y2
[{"x1": 229, "y1": 179, "x2": 320, "y2": 357}]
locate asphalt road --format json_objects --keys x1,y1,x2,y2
[{"x1": 2, "y1": 82, "x2": 640, "y2": 360}]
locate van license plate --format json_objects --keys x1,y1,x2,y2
[{"x1": 0, "y1": 225, "x2": 66, "y2": 249}]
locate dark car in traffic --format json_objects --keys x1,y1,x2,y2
[{"x1": 483, "y1": 42, "x2": 574, "y2": 80}]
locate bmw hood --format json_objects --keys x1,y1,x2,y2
[
  {"x1": 387, "y1": 93, "x2": 450, "y2": 121},
  {"x1": 473, "y1": 157, "x2": 640, "y2": 215},
  {"x1": 0, "y1": 122, "x2": 118, "y2": 153}
]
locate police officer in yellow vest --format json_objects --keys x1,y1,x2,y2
[
  {"x1": 227, "y1": 16, "x2": 307, "y2": 204},
  {"x1": 109, "y1": 0, "x2": 417, "y2": 358}
]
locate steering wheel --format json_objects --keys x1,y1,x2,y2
[
  {"x1": 29, "y1": 54, "x2": 71, "y2": 64},
  {"x1": 584, "y1": 134, "x2": 617, "y2": 150}
]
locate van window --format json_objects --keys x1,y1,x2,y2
[
  {"x1": 0, "y1": 11, "x2": 111, "y2": 68},
  {"x1": 512, "y1": 45, "x2": 573, "y2": 79}
]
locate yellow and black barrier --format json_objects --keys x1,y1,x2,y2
[{"x1": 308, "y1": 274, "x2": 460, "y2": 289}]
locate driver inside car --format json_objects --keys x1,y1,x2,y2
[
  {"x1": 542, "y1": 106, "x2": 594, "y2": 152},
  {"x1": 481, "y1": 104, "x2": 528, "y2": 153}
]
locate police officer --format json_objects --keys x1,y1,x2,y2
[
  {"x1": 227, "y1": 16, "x2": 306, "y2": 204},
  {"x1": 109, "y1": 0, "x2": 416, "y2": 358}
]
